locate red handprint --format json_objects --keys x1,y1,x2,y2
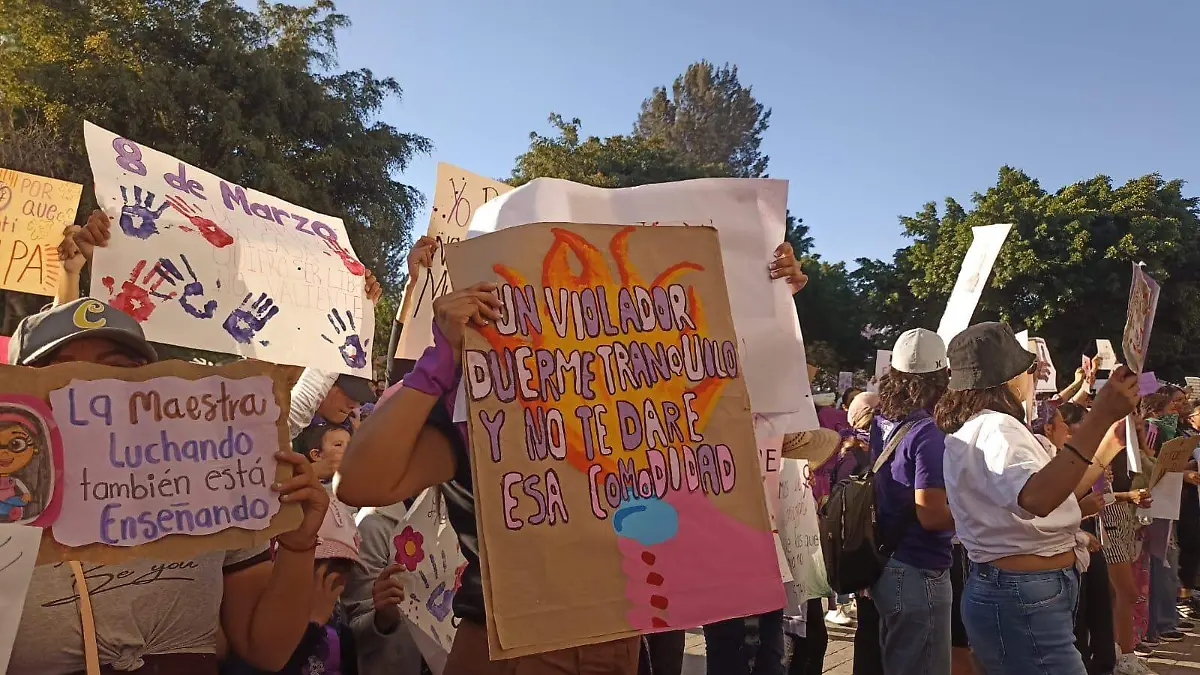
[
  {"x1": 165, "y1": 196, "x2": 234, "y2": 248},
  {"x1": 320, "y1": 236, "x2": 366, "y2": 276},
  {"x1": 101, "y1": 260, "x2": 176, "y2": 322}
]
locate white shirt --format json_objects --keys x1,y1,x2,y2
[{"x1": 945, "y1": 410, "x2": 1082, "y2": 563}]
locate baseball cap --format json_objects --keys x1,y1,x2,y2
[
  {"x1": 781, "y1": 428, "x2": 841, "y2": 467},
  {"x1": 890, "y1": 328, "x2": 947, "y2": 374},
  {"x1": 335, "y1": 374, "x2": 377, "y2": 405},
  {"x1": 946, "y1": 322, "x2": 1036, "y2": 392},
  {"x1": 9, "y1": 298, "x2": 158, "y2": 366},
  {"x1": 314, "y1": 499, "x2": 362, "y2": 565}
]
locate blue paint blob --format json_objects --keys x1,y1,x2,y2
[{"x1": 612, "y1": 497, "x2": 678, "y2": 545}]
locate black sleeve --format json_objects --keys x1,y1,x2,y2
[
  {"x1": 340, "y1": 624, "x2": 359, "y2": 675},
  {"x1": 1111, "y1": 450, "x2": 1133, "y2": 493},
  {"x1": 385, "y1": 319, "x2": 417, "y2": 387}
]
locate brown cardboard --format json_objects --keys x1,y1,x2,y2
[
  {"x1": 446, "y1": 222, "x2": 784, "y2": 658},
  {"x1": 1149, "y1": 435, "x2": 1199, "y2": 489},
  {"x1": 0, "y1": 359, "x2": 301, "y2": 564}
]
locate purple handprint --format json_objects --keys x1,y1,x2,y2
[
  {"x1": 321, "y1": 308, "x2": 369, "y2": 369},
  {"x1": 119, "y1": 186, "x2": 170, "y2": 239},
  {"x1": 154, "y1": 254, "x2": 218, "y2": 319},
  {"x1": 425, "y1": 582, "x2": 455, "y2": 622},
  {"x1": 223, "y1": 293, "x2": 278, "y2": 345}
]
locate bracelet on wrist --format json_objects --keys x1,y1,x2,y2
[
  {"x1": 275, "y1": 536, "x2": 318, "y2": 554},
  {"x1": 1062, "y1": 442, "x2": 1093, "y2": 465}
]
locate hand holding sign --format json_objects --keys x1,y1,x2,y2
[
  {"x1": 1094, "y1": 366, "x2": 1139, "y2": 424},
  {"x1": 271, "y1": 450, "x2": 329, "y2": 552},
  {"x1": 432, "y1": 283, "x2": 502, "y2": 357}
]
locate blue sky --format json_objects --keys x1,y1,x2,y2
[{"x1": 314, "y1": 0, "x2": 1197, "y2": 266}]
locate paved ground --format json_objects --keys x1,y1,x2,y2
[{"x1": 677, "y1": 619, "x2": 1200, "y2": 674}]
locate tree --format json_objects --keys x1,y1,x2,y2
[
  {"x1": 634, "y1": 61, "x2": 771, "y2": 178},
  {"x1": 857, "y1": 167, "x2": 1200, "y2": 383},
  {"x1": 795, "y1": 255, "x2": 872, "y2": 372},
  {"x1": 0, "y1": 0, "x2": 430, "y2": 296},
  {"x1": 511, "y1": 114, "x2": 726, "y2": 188}
]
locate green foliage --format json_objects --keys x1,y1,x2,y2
[
  {"x1": 0, "y1": 0, "x2": 430, "y2": 295},
  {"x1": 634, "y1": 60, "x2": 771, "y2": 178},
  {"x1": 857, "y1": 167, "x2": 1200, "y2": 383},
  {"x1": 511, "y1": 114, "x2": 726, "y2": 188}
]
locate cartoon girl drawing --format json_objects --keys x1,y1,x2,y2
[{"x1": 0, "y1": 397, "x2": 64, "y2": 526}]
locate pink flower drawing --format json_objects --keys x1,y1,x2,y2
[{"x1": 394, "y1": 526, "x2": 425, "y2": 571}]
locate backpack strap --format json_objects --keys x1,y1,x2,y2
[{"x1": 870, "y1": 419, "x2": 918, "y2": 476}]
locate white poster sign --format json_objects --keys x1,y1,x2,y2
[
  {"x1": 393, "y1": 488, "x2": 466, "y2": 662},
  {"x1": 0, "y1": 525, "x2": 41, "y2": 674},
  {"x1": 1031, "y1": 338, "x2": 1057, "y2": 393},
  {"x1": 1095, "y1": 339, "x2": 1118, "y2": 371},
  {"x1": 776, "y1": 459, "x2": 831, "y2": 602},
  {"x1": 759, "y1": 436, "x2": 794, "y2": 584},
  {"x1": 936, "y1": 223, "x2": 1013, "y2": 344},
  {"x1": 467, "y1": 176, "x2": 815, "y2": 428},
  {"x1": 396, "y1": 164, "x2": 512, "y2": 360},
  {"x1": 869, "y1": 349, "x2": 892, "y2": 393},
  {"x1": 83, "y1": 122, "x2": 373, "y2": 375}
]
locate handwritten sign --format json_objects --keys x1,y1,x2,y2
[
  {"x1": 393, "y1": 488, "x2": 466, "y2": 657},
  {"x1": 776, "y1": 459, "x2": 830, "y2": 602},
  {"x1": 83, "y1": 122, "x2": 373, "y2": 375},
  {"x1": 0, "y1": 360, "x2": 301, "y2": 563},
  {"x1": 447, "y1": 223, "x2": 782, "y2": 657},
  {"x1": 395, "y1": 163, "x2": 511, "y2": 360},
  {"x1": 0, "y1": 524, "x2": 40, "y2": 673},
  {"x1": 1031, "y1": 338, "x2": 1057, "y2": 393},
  {"x1": 1095, "y1": 339, "x2": 1118, "y2": 371},
  {"x1": 1122, "y1": 263, "x2": 1161, "y2": 375},
  {"x1": 0, "y1": 169, "x2": 82, "y2": 295},
  {"x1": 1149, "y1": 436, "x2": 1199, "y2": 490},
  {"x1": 936, "y1": 223, "x2": 1012, "y2": 344}
]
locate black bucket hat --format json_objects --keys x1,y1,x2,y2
[{"x1": 947, "y1": 322, "x2": 1036, "y2": 392}]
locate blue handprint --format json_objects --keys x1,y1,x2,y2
[
  {"x1": 223, "y1": 293, "x2": 278, "y2": 345},
  {"x1": 425, "y1": 581, "x2": 455, "y2": 622},
  {"x1": 119, "y1": 186, "x2": 170, "y2": 240},
  {"x1": 321, "y1": 308, "x2": 369, "y2": 369},
  {"x1": 154, "y1": 255, "x2": 219, "y2": 319}
]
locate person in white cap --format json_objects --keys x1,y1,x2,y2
[{"x1": 865, "y1": 328, "x2": 957, "y2": 675}]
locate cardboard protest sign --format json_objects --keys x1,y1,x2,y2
[
  {"x1": 0, "y1": 359, "x2": 301, "y2": 563},
  {"x1": 1148, "y1": 436, "x2": 1199, "y2": 490},
  {"x1": 392, "y1": 488, "x2": 467, "y2": 659},
  {"x1": 1187, "y1": 377, "x2": 1200, "y2": 400},
  {"x1": 1122, "y1": 263, "x2": 1160, "y2": 375},
  {"x1": 0, "y1": 524, "x2": 40, "y2": 673},
  {"x1": 0, "y1": 169, "x2": 83, "y2": 296},
  {"x1": 396, "y1": 164, "x2": 512, "y2": 361},
  {"x1": 776, "y1": 459, "x2": 830, "y2": 602},
  {"x1": 467, "y1": 176, "x2": 815, "y2": 427},
  {"x1": 446, "y1": 223, "x2": 782, "y2": 656},
  {"x1": 82, "y1": 122, "x2": 373, "y2": 375},
  {"x1": 936, "y1": 223, "x2": 1012, "y2": 344}
]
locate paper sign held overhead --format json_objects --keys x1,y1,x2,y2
[
  {"x1": 83, "y1": 122, "x2": 373, "y2": 376},
  {"x1": 836, "y1": 372, "x2": 853, "y2": 395},
  {"x1": 1122, "y1": 263, "x2": 1160, "y2": 375},
  {"x1": 466, "y1": 176, "x2": 814, "y2": 426},
  {"x1": 0, "y1": 169, "x2": 83, "y2": 296},
  {"x1": 936, "y1": 223, "x2": 1013, "y2": 344},
  {"x1": 395, "y1": 164, "x2": 513, "y2": 360},
  {"x1": 0, "y1": 359, "x2": 301, "y2": 564},
  {"x1": 1095, "y1": 339, "x2": 1118, "y2": 371},
  {"x1": 1031, "y1": 338, "x2": 1057, "y2": 393},
  {"x1": 446, "y1": 223, "x2": 782, "y2": 657},
  {"x1": 868, "y1": 350, "x2": 891, "y2": 393}
]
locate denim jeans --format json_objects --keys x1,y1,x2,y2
[
  {"x1": 1148, "y1": 551, "x2": 1180, "y2": 639},
  {"x1": 703, "y1": 609, "x2": 786, "y2": 675},
  {"x1": 869, "y1": 558, "x2": 951, "y2": 675},
  {"x1": 962, "y1": 562, "x2": 1085, "y2": 675}
]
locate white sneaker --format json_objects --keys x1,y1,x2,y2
[
  {"x1": 824, "y1": 608, "x2": 853, "y2": 626},
  {"x1": 841, "y1": 602, "x2": 858, "y2": 620},
  {"x1": 1115, "y1": 653, "x2": 1157, "y2": 675}
]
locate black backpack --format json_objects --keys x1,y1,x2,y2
[{"x1": 818, "y1": 420, "x2": 916, "y2": 595}]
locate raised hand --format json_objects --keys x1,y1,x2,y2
[
  {"x1": 165, "y1": 196, "x2": 234, "y2": 248},
  {"x1": 371, "y1": 562, "x2": 407, "y2": 633},
  {"x1": 771, "y1": 241, "x2": 807, "y2": 294},
  {"x1": 364, "y1": 270, "x2": 382, "y2": 303},
  {"x1": 57, "y1": 225, "x2": 86, "y2": 276},
  {"x1": 321, "y1": 308, "x2": 369, "y2": 369},
  {"x1": 222, "y1": 292, "x2": 279, "y2": 345},
  {"x1": 155, "y1": 254, "x2": 218, "y2": 319},
  {"x1": 407, "y1": 235, "x2": 438, "y2": 280},
  {"x1": 432, "y1": 283, "x2": 503, "y2": 358},
  {"x1": 118, "y1": 186, "x2": 169, "y2": 239},
  {"x1": 272, "y1": 450, "x2": 330, "y2": 551},
  {"x1": 76, "y1": 210, "x2": 113, "y2": 262}
]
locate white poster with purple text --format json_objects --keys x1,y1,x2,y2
[{"x1": 83, "y1": 122, "x2": 374, "y2": 375}]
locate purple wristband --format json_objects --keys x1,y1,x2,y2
[{"x1": 402, "y1": 320, "x2": 461, "y2": 397}]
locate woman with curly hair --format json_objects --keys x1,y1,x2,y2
[
  {"x1": 867, "y1": 328, "x2": 956, "y2": 675},
  {"x1": 936, "y1": 322, "x2": 1138, "y2": 675}
]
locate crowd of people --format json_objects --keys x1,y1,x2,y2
[{"x1": 3, "y1": 206, "x2": 1192, "y2": 675}]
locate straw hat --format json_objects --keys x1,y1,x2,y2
[{"x1": 781, "y1": 428, "x2": 841, "y2": 466}]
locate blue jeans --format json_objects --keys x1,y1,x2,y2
[
  {"x1": 703, "y1": 609, "x2": 786, "y2": 675},
  {"x1": 869, "y1": 558, "x2": 951, "y2": 675},
  {"x1": 1148, "y1": 551, "x2": 1180, "y2": 639},
  {"x1": 962, "y1": 562, "x2": 1085, "y2": 675}
]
